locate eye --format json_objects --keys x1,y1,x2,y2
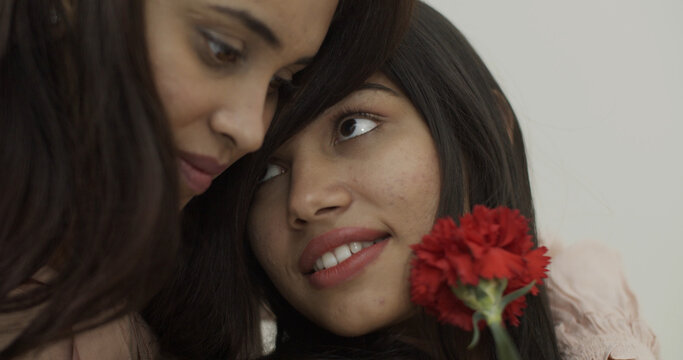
[
  {"x1": 268, "y1": 75, "x2": 295, "y2": 97},
  {"x1": 199, "y1": 29, "x2": 243, "y2": 65},
  {"x1": 336, "y1": 117, "x2": 379, "y2": 142},
  {"x1": 258, "y1": 163, "x2": 287, "y2": 184}
]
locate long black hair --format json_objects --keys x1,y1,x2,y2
[
  {"x1": 141, "y1": 2, "x2": 416, "y2": 359},
  {"x1": 231, "y1": 2, "x2": 560, "y2": 359},
  {"x1": 1, "y1": 1, "x2": 179, "y2": 358}
]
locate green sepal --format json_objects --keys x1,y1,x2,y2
[
  {"x1": 500, "y1": 280, "x2": 535, "y2": 309},
  {"x1": 467, "y1": 311, "x2": 486, "y2": 349}
]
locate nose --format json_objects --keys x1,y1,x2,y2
[
  {"x1": 287, "y1": 155, "x2": 353, "y2": 228},
  {"x1": 209, "y1": 82, "x2": 272, "y2": 157}
]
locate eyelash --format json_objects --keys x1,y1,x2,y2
[
  {"x1": 257, "y1": 108, "x2": 381, "y2": 185},
  {"x1": 196, "y1": 27, "x2": 302, "y2": 101},
  {"x1": 268, "y1": 76, "x2": 297, "y2": 97},
  {"x1": 198, "y1": 28, "x2": 243, "y2": 67},
  {"x1": 331, "y1": 108, "x2": 382, "y2": 144}
]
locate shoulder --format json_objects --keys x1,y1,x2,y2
[
  {"x1": 544, "y1": 240, "x2": 660, "y2": 360},
  {"x1": 1, "y1": 267, "x2": 157, "y2": 360},
  {"x1": 2, "y1": 313, "x2": 157, "y2": 360},
  {"x1": 71, "y1": 313, "x2": 158, "y2": 360}
]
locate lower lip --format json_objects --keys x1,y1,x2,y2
[
  {"x1": 307, "y1": 239, "x2": 389, "y2": 289},
  {"x1": 178, "y1": 158, "x2": 213, "y2": 194}
]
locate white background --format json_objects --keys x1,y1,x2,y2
[{"x1": 425, "y1": 1, "x2": 682, "y2": 358}]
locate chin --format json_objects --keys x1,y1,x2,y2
[
  {"x1": 310, "y1": 298, "x2": 416, "y2": 337},
  {"x1": 324, "y1": 322, "x2": 382, "y2": 338},
  {"x1": 315, "y1": 313, "x2": 397, "y2": 338}
]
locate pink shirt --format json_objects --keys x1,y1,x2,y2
[{"x1": 545, "y1": 240, "x2": 660, "y2": 360}]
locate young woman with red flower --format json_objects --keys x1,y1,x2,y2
[
  {"x1": 155, "y1": 2, "x2": 656, "y2": 360},
  {"x1": 225, "y1": 2, "x2": 561, "y2": 359}
]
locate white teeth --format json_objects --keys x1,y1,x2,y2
[
  {"x1": 334, "y1": 245, "x2": 352, "y2": 263},
  {"x1": 322, "y1": 252, "x2": 338, "y2": 269},
  {"x1": 349, "y1": 242, "x2": 362, "y2": 254},
  {"x1": 312, "y1": 237, "x2": 390, "y2": 272}
]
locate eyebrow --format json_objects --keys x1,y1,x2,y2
[
  {"x1": 209, "y1": 5, "x2": 281, "y2": 48},
  {"x1": 357, "y1": 82, "x2": 401, "y2": 97}
]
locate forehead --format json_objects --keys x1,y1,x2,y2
[
  {"x1": 278, "y1": 73, "x2": 407, "y2": 143},
  {"x1": 186, "y1": 0, "x2": 337, "y2": 45},
  {"x1": 319, "y1": 72, "x2": 405, "y2": 114}
]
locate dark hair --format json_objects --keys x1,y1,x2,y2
[
  {"x1": 141, "y1": 1, "x2": 416, "y2": 359},
  {"x1": 0, "y1": 0, "x2": 180, "y2": 358},
  {"x1": 230, "y1": 2, "x2": 560, "y2": 359}
]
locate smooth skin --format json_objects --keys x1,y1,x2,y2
[{"x1": 145, "y1": 0, "x2": 338, "y2": 206}]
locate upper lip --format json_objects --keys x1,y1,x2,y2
[
  {"x1": 298, "y1": 227, "x2": 389, "y2": 274},
  {"x1": 177, "y1": 150, "x2": 229, "y2": 177}
]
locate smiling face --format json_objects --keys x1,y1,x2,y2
[
  {"x1": 247, "y1": 73, "x2": 441, "y2": 336},
  {"x1": 145, "y1": 0, "x2": 338, "y2": 207}
]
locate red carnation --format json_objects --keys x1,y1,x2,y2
[{"x1": 410, "y1": 205, "x2": 550, "y2": 359}]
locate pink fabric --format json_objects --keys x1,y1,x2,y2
[{"x1": 545, "y1": 240, "x2": 660, "y2": 360}]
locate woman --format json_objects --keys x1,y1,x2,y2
[
  {"x1": 163, "y1": 2, "x2": 556, "y2": 359},
  {"x1": 216, "y1": 2, "x2": 655, "y2": 359},
  {"x1": 0, "y1": 0, "x2": 414, "y2": 358}
]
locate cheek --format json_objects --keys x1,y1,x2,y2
[
  {"x1": 151, "y1": 54, "x2": 212, "y2": 132},
  {"x1": 371, "y1": 144, "x2": 441, "y2": 241},
  {"x1": 145, "y1": 12, "x2": 215, "y2": 137}
]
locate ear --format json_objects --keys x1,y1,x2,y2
[{"x1": 492, "y1": 89, "x2": 515, "y2": 144}]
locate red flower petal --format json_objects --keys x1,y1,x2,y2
[
  {"x1": 409, "y1": 205, "x2": 551, "y2": 330},
  {"x1": 445, "y1": 253, "x2": 478, "y2": 286},
  {"x1": 477, "y1": 247, "x2": 525, "y2": 280}
]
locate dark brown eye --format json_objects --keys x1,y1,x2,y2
[
  {"x1": 337, "y1": 117, "x2": 379, "y2": 142},
  {"x1": 268, "y1": 76, "x2": 295, "y2": 96},
  {"x1": 207, "y1": 38, "x2": 240, "y2": 64},
  {"x1": 198, "y1": 28, "x2": 243, "y2": 66},
  {"x1": 339, "y1": 119, "x2": 357, "y2": 137}
]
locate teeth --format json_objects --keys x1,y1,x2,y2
[
  {"x1": 322, "y1": 253, "x2": 338, "y2": 269},
  {"x1": 349, "y1": 242, "x2": 362, "y2": 253},
  {"x1": 312, "y1": 237, "x2": 389, "y2": 273},
  {"x1": 334, "y1": 245, "x2": 352, "y2": 263}
]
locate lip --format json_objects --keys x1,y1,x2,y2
[
  {"x1": 308, "y1": 239, "x2": 389, "y2": 289},
  {"x1": 177, "y1": 151, "x2": 230, "y2": 195},
  {"x1": 299, "y1": 227, "x2": 390, "y2": 288}
]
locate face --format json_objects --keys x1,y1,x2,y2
[
  {"x1": 248, "y1": 73, "x2": 441, "y2": 336},
  {"x1": 145, "y1": 0, "x2": 338, "y2": 207}
]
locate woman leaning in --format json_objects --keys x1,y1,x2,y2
[{"x1": 0, "y1": 1, "x2": 414, "y2": 358}]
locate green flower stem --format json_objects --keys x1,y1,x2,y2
[
  {"x1": 452, "y1": 279, "x2": 537, "y2": 359},
  {"x1": 488, "y1": 320, "x2": 522, "y2": 360}
]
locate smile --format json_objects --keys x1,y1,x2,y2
[
  {"x1": 312, "y1": 236, "x2": 390, "y2": 272},
  {"x1": 299, "y1": 227, "x2": 391, "y2": 289}
]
